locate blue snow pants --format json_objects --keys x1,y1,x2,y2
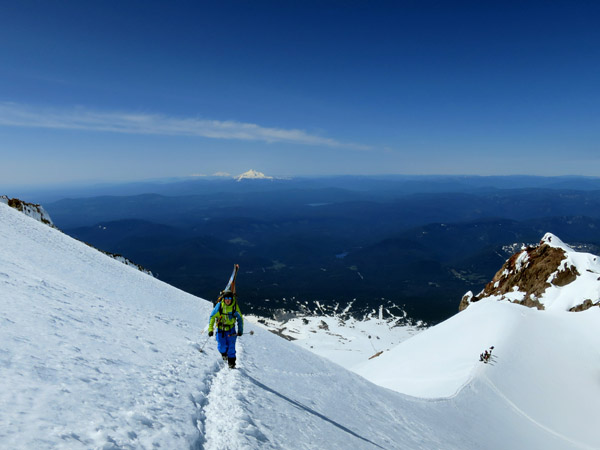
[{"x1": 216, "y1": 328, "x2": 237, "y2": 358}]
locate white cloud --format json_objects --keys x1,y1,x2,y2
[{"x1": 0, "y1": 102, "x2": 371, "y2": 150}]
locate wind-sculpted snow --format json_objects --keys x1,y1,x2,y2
[{"x1": 1, "y1": 202, "x2": 599, "y2": 449}]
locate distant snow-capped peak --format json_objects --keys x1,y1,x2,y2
[
  {"x1": 460, "y1": 232, "x2": 600, "y2": 312},
  {"x1": 235, "y1": 169, "x2": 273, "y2": 181}
]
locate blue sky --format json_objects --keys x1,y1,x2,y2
[{"x1": 1, "y1": 1, "x2": 599, "y2": 187}]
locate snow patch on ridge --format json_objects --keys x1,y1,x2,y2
[{"x1": 514, "y1": 251, "x2": 530, "y2": 272}]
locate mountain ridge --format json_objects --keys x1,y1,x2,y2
[{"x1": 460, "y1": 232, "x2": 600, "y2": 312}]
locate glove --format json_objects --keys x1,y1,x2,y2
[
  {"x1": 208, "y1": 331, "x2": 213, "y2": 337},
  {"x1": 237, "y1": 332, "x2": 243, "y2": 337}
]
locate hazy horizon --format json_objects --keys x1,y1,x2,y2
[{"x1": 3, "y1": 171, "x2": 600, "y2": 191}]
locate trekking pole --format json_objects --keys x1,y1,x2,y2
[{"x1": 198, "y1": 333, "x2": 211, "y2": 353}]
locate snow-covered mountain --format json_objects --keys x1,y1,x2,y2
[
  {"x1": 460, "y1": 232, "x2": 600, "y2": 312},
  {"x1": 2, "y1": 202, "x2": 599, "y2": 449},
  {"x1": 235, "y1": 169, "x2": 274, "y2": 181}
]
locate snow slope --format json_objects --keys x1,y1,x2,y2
[
  {"x1": 1, "y1": 201, "x2": 598, "y2": 449},
  {"x1": 355, "y1": 236, "x2": 600, "y2": 449}
]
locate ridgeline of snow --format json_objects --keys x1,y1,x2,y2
[
  {"x1": 235, "y1": 169, "x2": 273, "y2": 181},
  {"x1": 1, "y1": 195, "x2": 55, "y2": 227},
  {"x1": 2, "y1": 203, "x2": 599, "y2": 450}
]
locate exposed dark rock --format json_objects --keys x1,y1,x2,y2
[
  {"x1": 318, "y1": 320, "x2": 329, "y2": 331},
  {"x1": 569, "y1": 300, "x2": 600, "y2": 312},
  {"x1": 552, "y1": 265, "x2": 579, "y2": 287},
  {"x1": 2, "y1": 196, "x2": 55, "y2": 227},
  {"x1": 514, "y1": 295, "x2": 545, "y2": 310},
  {"x1": 458, "y1": 292, "x2": 473, "y2": 312},
  {"x1": 473, "y1": 243, "x2": 568, "y2": 305}
]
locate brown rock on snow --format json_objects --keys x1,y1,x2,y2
[{"x1": 460, "y1": 235, "x2": 580, "y2": 312}]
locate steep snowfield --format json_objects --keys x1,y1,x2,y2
[
  {"x1": 536, "y1": 233, "x2": 600, "y2": 310},
  {"x1": 355, "y1": 261, "x2": 600, "y2": 448},
  {"x1": 1, "y1": 201, "x2": 598, "y2": 449},
  {"x1": 0, "y1": 202, "x2": 211, "y2": 449}
]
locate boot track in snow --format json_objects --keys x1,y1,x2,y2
[{"x1": 191, "y1": 342, "x2": 269, "y2": 449}]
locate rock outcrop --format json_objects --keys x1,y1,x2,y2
[
  {"x1": 460, "y1": 233, "x2": 600, "y2": 312},
  {"x1": 0, "y1": 196, "x2": 55, "y2": 227}
]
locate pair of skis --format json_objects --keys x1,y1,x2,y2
[{"x1": 222, "y1": 263, "x2": 239, "y2": 297}]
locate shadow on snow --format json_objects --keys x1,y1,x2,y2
[{"x1": 243, "y1": 373, "x2": 385, "y2": 449}]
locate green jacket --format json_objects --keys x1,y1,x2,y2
[{"x1": 208, "y1": 298, "x2": 243, "y2": 333}]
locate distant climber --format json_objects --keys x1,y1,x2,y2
[
  {"x1": 208, "y1": 289, "x2": 243, "y2": 369},
  {"x1": 480, "y1": 346, "x2": 494, "y2": 363}
]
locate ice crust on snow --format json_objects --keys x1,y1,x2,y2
[{"x1": 2, "y1": 203, "x2": 600, "y2": 449}]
